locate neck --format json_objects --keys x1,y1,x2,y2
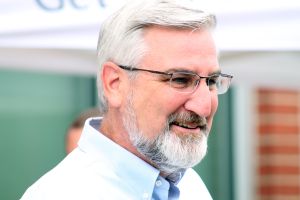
[
  {"x1": 99, "y1": 112, "x2": 150, "y2": 165},
  {"x1": 100, "y1": 111, "x2": 174, "y2": 176}
]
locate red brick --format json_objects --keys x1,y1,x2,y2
[
  {"x1": 258, "y1": 125, "x2": 299, "y2": 134},
  {"x1": 259, "y1": 166, "x2": 300, "y2": 175},
  {"x1": 259, "y1": 146, "x2": 300, "y2": 154},
  {"x1": 258, "y1": 88, "x2": 299, "y2": 96},
  {"x1": 258, "y1": 105, "x2": 299, "y2": 114},
  {"x1": 259, "y1": 186, "x2": 300, "y2": 195}
]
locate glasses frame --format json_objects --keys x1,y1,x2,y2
[{"x1": 118, "y1": 65, "x2": 233, "y2": 94}]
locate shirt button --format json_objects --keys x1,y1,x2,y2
[
  {"x1": 155, "y1": 180, "x2": 162, "y2": 187},
  {"x1": 142, "y1": 193, "x2": 149, "y2": 199}
]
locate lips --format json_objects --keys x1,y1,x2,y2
[
  {"x1": 168, "y1": 112, "x2": 207, "y2": 132},
  {"x1": 171, "y1": 121, "x2": 199, "y2": 129},
  {"x1": 170, "y1": 117, "x2": 207, "y2": 131}
]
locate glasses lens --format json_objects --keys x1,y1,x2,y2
[
  {"x1": 170, "y1": 72, "x2": 232, "y2": 95},
  {"x1": 215, "y1": 75, "x2": 231, "y2": 95},
  {"x1": 170, "y1": 72, "x2": 197, "y2": 92},
  {"x1": 207, "y1": 75, "x2": 218, "y2": 91}
]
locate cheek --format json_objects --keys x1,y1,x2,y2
[
  {"x1": 144, "y1": 91, "x2": 184, "y2": 130},
  {"x1": 165, "y1": 92, "x2": 188, "y2": 112},
  {"x1": 133, "y1": 86, "x2": 172, "y2": 130}
]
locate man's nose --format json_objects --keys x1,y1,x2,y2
[{"x1": 184, "y1": 80, "x2": 212, "y2": 117}]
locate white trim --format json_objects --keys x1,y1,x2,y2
[
  {"x1": 0, "y1": 48, "x2": 97, "y2": 75},
  {"x1": 232, "y1": 85, "x2": 257, "y2": 200},
  {"x1": 221, "y1": 51, "x2": 300, "y2": 89}
]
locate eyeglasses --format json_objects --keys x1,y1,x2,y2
[{"x1": 118, "y1": 65, "x2": 233, "y2": 95}]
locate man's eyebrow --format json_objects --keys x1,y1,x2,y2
[
  {"x1": 165, "y1": 68, "x2": 222, "y2": 76},
  {"x1": 165, "y1": 68, "x2": 194, "y2": 73},
  {"x1": 208, "y1": 69, "x2": 221, "y2": 76}
]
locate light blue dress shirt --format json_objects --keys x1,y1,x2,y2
[{"x1": 21, "y1": 118, "x2": 212, "y2": 200}]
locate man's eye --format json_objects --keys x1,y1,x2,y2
[
  {"x1": 171, "y1": 75, "x2": 193, "y2": 88},
  {"x1": 207, "y1": 76, "x2": 218, "y2": 87},
  {"x1": 172, "y1": 77, "x2": 190, "y2": 84}
]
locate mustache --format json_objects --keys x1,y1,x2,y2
[{"x1": 167, "y1": 112, "x2": 207, "y2": 128}]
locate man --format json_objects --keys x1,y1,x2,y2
[
  {"x1": 21, "y1": 0, "x2": 233, "y2": 199},
  {"x1": 65, "y1": 108, "x2": 102, "y2": 154}
]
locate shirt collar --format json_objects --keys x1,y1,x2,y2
[
  {"x1": 166, "y1": 169, "x2": 186, "y2": 185},
  {"x1": 78, "y1": 117, "x2": 160, "y2": 197}
]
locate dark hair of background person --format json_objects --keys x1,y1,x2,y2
[{"x1": 65, "y1": 107, "x2": 102, "y2": 154}]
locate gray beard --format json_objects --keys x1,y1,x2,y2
[{"x1": 122, "y1": 93, "x2": 209, "y2": 174}]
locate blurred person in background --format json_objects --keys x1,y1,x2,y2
[
  {"x1": 21, "y1": 0, "x2": 233, "y2": 199},
  {"x1": 65, "y1": 108, "x2": 102, "y2": 154}
]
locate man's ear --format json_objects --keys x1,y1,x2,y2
[{"x1": 101, "y1": 62, "x2": 125, "y2": 108}]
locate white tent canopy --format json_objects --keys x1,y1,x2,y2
[
  {"x1": 0, "y1": 0, "x2": 300, "y2": 82},
  {"x1": 1, "y1": 0, "x2": 299, "y2": 50}
]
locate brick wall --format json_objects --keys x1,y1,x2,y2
[{"x1": 256, "y1": 88, "x2": 300, "y2": 200}]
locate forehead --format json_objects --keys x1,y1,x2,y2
[{"x1": 141, "y1": 26, "x2": 219, "y2": 74}]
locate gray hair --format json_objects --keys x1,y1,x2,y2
[{"x1": 97, "y1": 0, "x2": 216, "y2": 112}]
